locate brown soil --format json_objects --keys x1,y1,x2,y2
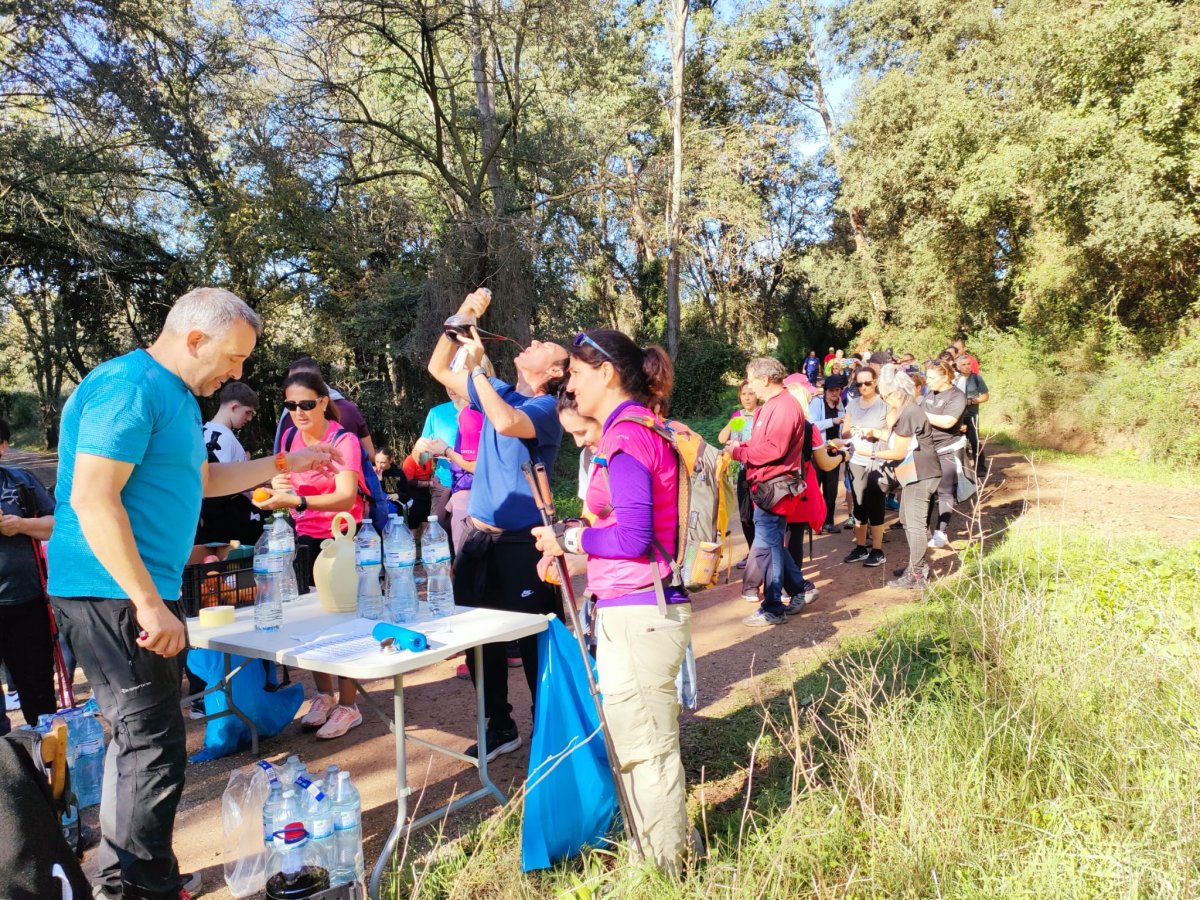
[{"x1": 56, "y1": 448, "x2": 1194, "y2": 897}]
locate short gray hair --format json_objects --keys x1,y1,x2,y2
[
  {"x1": 746, "y1": 357, "x2": 787, "y2": 384},
  {"x1": 878, "y1": 363, "x2": 916, "y2": 402},
  {"x1": 163, "y1": 287, "x2": 263, "y2": 338}
]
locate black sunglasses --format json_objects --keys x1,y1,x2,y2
[
  {"x1": 857, "y1": 380, "x2": 875, "y2": 387},
  {"x1": 283, "y1": 399, "x2": 321, "y2": 412},
  {"x1": 573, "y1": 332, "x2": 612, "y2": 360}
]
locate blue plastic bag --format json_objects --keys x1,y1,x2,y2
[
  {"x1": 186, "y1": 649, "x2": 304, "y2": 763},
  {"x1": 521, "y1": 617, "x2": 618, "y2": 871}
]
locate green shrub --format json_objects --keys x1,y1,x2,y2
[
  {"x1": 671, "y1": 335, "x2": 747, "y2": 420},
  {"x1": 971, "y1": 325, "x2": 1200, "y2": 469}
]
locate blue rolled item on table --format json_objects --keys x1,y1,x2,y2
[
  {"x1": 370, "y1": 622, "x2": 429, "y2": 652},
  {"x1": 521, "y1": 617, "x2": 618, "y2": 871},
  {"x1": 186, "y1": 649, "x2": 304, "y2": 763}
]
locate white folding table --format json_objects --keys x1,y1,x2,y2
[{"x1": 188, "y1": 595, "x2": 548, "y2": 899}]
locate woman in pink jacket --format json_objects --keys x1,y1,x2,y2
[{"x1": 533, "y1": 329, "x2": 693, "y2": 874}]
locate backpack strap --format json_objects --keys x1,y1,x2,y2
[{"x1": 603, "y1": 413, "x2": 689, "y2": 615}]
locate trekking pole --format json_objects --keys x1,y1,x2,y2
[{"x1": 521, "y1": 461, "x2": 645, "y2": 859}]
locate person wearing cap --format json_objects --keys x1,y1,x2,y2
[{"x1": 809, "y1": 376, "x2": 846, "y2": 535}]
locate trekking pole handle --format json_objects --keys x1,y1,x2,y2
[{"x1": 532, "y1": 462, "x2": 557, "y2": 519}]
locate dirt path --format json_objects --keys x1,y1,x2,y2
[{"x1": 71, "y1": 448, "x2": 1195, "y2": 897}]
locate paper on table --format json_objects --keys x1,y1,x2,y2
[
  {"x1": 293, "y1": 635, "x2": 381, "y2": 663},
  {"x1": 289, "y1": 618, "x2": 377, "y2": 644}
]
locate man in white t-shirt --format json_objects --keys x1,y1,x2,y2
[
  {"x1": 202, "y1": 381, "x2": 257, "y2": 464},
  {"x1": 196, "y1": 382, "x2": 263, "y2": 545}
]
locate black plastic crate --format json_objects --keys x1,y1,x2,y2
[{"x1": 180, "y1": 544, "x2": 311, "y2": 618}]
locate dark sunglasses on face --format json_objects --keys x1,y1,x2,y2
[
  {"x1": 857, "y1": 380, "x2": 875, "y2": 387},
  {"x1": 573, "y1": 331, "x2": 612, "y2": 360},
  {"x1": 283, "y1": 399, "x2": 321, "y2": 412}
]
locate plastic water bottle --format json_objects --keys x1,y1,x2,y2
[
  {"x1": 331, "y1": 771, "x2": 364, "y2": 887},
  {"x1": 270, "y1": 513, "x2": 300, "y2": 603},
  {"x1": 72, "y1": 712, "x2": 106, "y2": 808},
  {"x1": 265, "y1": 824, "x2": 330, "y2": 898},
  {"x1": 298, "y1": 778, "x2": 335, "y2": 872},
  {"x1": 254, "y1": 544, "x2": 283, "y2": 633},
  {"x1": 262, "y1": 781, "x2": 284, "y2": 848},
  {"x1": 355, "y1": 520, "x2": 384, "y2": 620},
  {"x1": 270, "y1": 788, "x2": 305, "y2": 853},
  {"x1": 421, "y1": 516, "x2": 454, "y2": 617},
  {"x1": 383, "y1": 515, "x2": 419, "y2": 623}
]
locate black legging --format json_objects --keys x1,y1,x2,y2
[
  {"x1": 818, "y1": 463, "x2": 841, "y2": 527},
  {"x1": 930, "y1": 451, "x2": 956, "y2": 531}
]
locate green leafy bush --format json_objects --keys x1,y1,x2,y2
[{"x1": 670, "y1": 335, "x2": 747, "y2": 420}]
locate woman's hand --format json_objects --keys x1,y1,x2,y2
[
  {"x1": 252, "y1": 488, "x2": 300, "y2": 512},
  {"x1": 426, "y1": 438, "x2": 450, "y2": 457},
  {"x1": 270, "y1": 473, "x2": 293, "y2": 492},
  {"x1": 532, "y1": 525, "x2": 565, "y2": 557}
]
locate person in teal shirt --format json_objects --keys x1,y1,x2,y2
[
  {"x1": 414, "y1": 395, "x2": 461, "y2": 538},
  {"x1": 47, "y1": 288, "x2": 336, "y2": 900}
]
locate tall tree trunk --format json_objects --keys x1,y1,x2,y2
[
  {"x1": 799, "y1": 0, "x2": 889, "y2": 326},
  {"x1": 467, "y1": 0, "x2": 508, "y2": 215},
  {"x1": 665, "y1": 0, "x2": 688, "y2": 358}
]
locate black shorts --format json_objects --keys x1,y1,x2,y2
[{"x1": 453, "y1": 520, "x2": 561, "y2": 618}]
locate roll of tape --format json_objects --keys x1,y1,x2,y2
[{"x1": 198, "y1": 605, "x2": 235, "y2": 627}]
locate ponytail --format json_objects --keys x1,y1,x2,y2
[{"x1": 641, "y1": 345, "x2": 674, "y2": 417}]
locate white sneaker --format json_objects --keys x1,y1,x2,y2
[
  {"x1": 316, "y1": 705, "x2": 363, "y2": 740},
  {"x1": 740, "y1": 592, "x2": 761, "y2": 603},
  {"x1": 300, "y1": 693, "x2": 336, "y2": 731},
  {"x1": 928, "y1": 530, "x2": 949, "y2": 549}
]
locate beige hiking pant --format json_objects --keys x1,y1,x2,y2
[{"x1": 596, "y1": 601, "x2": 692, "y2": 873}]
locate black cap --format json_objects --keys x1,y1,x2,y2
[{"x1": 824, "y1": 375, "x2": 846, "y2": 390}]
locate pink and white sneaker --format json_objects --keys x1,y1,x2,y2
[
  {"x1": 300, "y1": 693, "x2": 336, "y2": 731},
  {"x1": 316, "y1": 705, "x2": 363, "y2": 740}
]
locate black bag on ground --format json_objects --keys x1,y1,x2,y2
[{"x1": 0, "y1": 731, "x2": 92, "y2": 899}]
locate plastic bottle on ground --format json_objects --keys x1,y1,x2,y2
[
  {"x1": 300, "y1": 778, "x2": 334, "y2": 873},
  {"x1": 265, "y1": 824, "x2": 330, "y2": 899},
  {"x1": 330, "y1": 771, "x2": 364, "y2": 887},
  {"x1": 421, "y1": 516, "x2": 455, "y2": 618},
  {"x1": 72, "y1": 711, "x2": 106, "y2": 808},
  {"x1": 262, "y1": 781, "x2": 284, "y2": 848}
]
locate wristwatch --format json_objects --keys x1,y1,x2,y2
[
  {"x1": 563, "y1": 526, "x2": 584, "y2": 554},
  {"x1": 471, "y1": 365, "x2": 487, "y2": 380},
  {"x1": 295, "y1": 496, "x2": 308, "y2": 513}
]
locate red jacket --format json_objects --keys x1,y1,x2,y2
[{"x1": 730, "y1": 389, "x2": 805, "y2": 486}]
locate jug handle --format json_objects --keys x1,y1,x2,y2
[{"x1": 330, "y1": 511, "x2": 358, "y2": 540}]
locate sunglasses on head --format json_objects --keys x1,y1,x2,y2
[
  {"x1": 283, "y1": 399, "x2": 321, "y2": 412},
  {"x1": 573, "y1": 331, "x2": 612, "y2": 361}
]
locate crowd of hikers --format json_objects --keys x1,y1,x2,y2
[{"x1": 0, "y1": 284, "x2": 991, "y2": 895}]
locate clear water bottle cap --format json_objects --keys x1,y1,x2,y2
[{"x1": 427, "y1": 515, "x2": 436, "y2": 522}]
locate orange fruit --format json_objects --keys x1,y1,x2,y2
[{"x1": 252, "y1": 487, "x2": 272, "y2": 503}]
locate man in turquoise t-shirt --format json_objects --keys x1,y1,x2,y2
[{"x1": 48, "y1": 287, "x2": 337, "y2": 900}]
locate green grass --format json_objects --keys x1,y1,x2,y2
[
  {"x1": 388, "y1": 517, "x2": 1200, "y2": 897},
  {"x1": 984, "y1": 429, "x2": 1200, "y2": 489}
]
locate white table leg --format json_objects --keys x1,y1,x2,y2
[{"x1": 365, "y1": 646, "x2": 508, "y2": 898}]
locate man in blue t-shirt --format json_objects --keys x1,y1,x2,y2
[
  {"x1": 427, "y1": 288, "x2": 565, "y2": 761},
  {"x1": 47, "y1": 287, "x2": 337, "y2": 900}
]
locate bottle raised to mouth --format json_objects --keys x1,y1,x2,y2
[{"x1": 442, "y1": 314, "x2": 518, "y2": 346}]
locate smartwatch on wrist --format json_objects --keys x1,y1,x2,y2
[{"x1": 295, "y1": 496, "x2": 308, "y2": 513}]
